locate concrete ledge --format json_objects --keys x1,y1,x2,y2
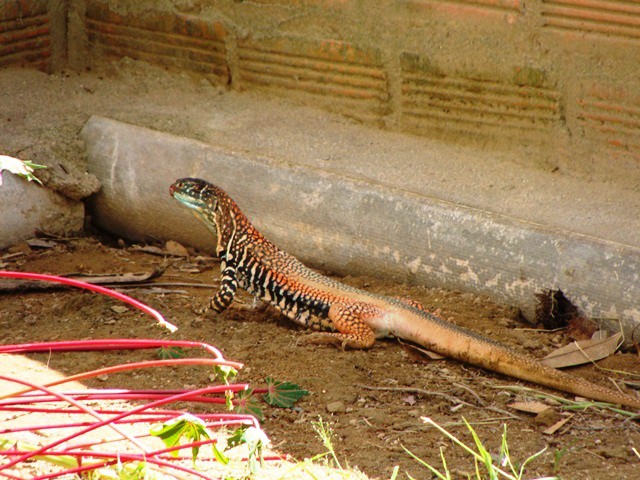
[
  {"x1": 82, "y1": 116, "x2": 640, "y2": 339},
  {"x1": 0, "y1": 174, "x2": 84, "y2": 250}
]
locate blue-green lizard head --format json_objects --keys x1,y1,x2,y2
[{"x1": 170, "y1": 177, "x2": 249, "y2": 255}]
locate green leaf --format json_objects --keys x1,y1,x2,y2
[
  {"x1": 263, "y1": 377, "x2": 309, "y2": 408},
  {"x1": 150, "y1": 413, "x2": 211, "y2": 464},
  {"x1": 233, "y1": 389, "x2": 264, "y2": 421},
  {"x1": 114, "y1": 461, "x2": 152, "y2": 480},
  {"x1": 149, "y1": 422, "x2": 185, "y2": 456},
  {"x1": 212, "y1": 442, "x2": 230, "y2": 465},
  {"x1": 226, "y1": 425, "x2": 249, "y2": 450},
  {"x1": 214, "y1": 364, "x2": 238, "y2": 385},
  {"x1": 156, "y1": 346, "x2": 185, "y2": 359},
  {"x1": 225, "y1": 426, "x2": 270, "y2": 475},
  {"x1": 0, "y1": 155, "x2": 46, "y2": 185}
]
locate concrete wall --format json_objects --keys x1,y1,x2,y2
[{"x1": 66, "y1": 0, "x2": 640, "y2": 180}]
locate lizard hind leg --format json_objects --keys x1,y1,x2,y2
[
  {"x1": 305, "y1": 302, "x2": 378, "y2": 349},
  {"x1": 395, "y1": 296, "x2": 442, "y2": 317}
]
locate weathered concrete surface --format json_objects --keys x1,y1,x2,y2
[
  {"x1": 0, "y1": 174, "x2": 84, "y2": 249},
  {"x1": 83, "y1": 116, "x2": 640, "y2": 340}
]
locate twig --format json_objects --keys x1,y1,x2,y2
[
  {"x1": 0, "y1": 270, "x2": 166, "y2": 292},
  {"x1": 0, "y1": 271, "x2": 177, "y2": 332},
  {"x1": 115, "y1": 282, "x2": 219, "y2": 289},
  {"x1": 451, "y1": 382, "x2": 486, "y2": 406},
  {"x1": 355, "y1": 384, "x2": 476, "y2": 408}
]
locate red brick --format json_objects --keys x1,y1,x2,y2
[
  {"x1": 84, "y1": 1, "x2": 229, "y2": 82},
  {"x1": 0, "y1": 0, "x2": 50, "y2": 71}
]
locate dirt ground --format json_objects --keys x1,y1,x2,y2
[
  {"x1": 1, "y1": 59, "x2": 640, "y2": 478},
  {"x1": 1, "y1": 238, "x2": 639, "y2": 479}
]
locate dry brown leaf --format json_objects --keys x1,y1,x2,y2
[
  {"x1": 541, "y1": 332, "x2": 623, "y2": 369},
  {"x1": 543, "y1": 414, "x2": 574, "y2": 435},
  {"x1": 507, "y1": 401, "x2": 553, "y2": 414},
  {"x1": 398, "y1": 338, "x2": 446, "y2": 361},
  {"x1": 26, "y1": 239, "x2": 59, "y2": 249}
]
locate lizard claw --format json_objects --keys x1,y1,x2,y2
[{"x1": 301, "y1": 332, "x2": 365, "y2": 350}]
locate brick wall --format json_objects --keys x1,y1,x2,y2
[
  {"x1": 2, "y1": 0, "x2": 638, "y2": 178},
  {"x1": 0, "y1": 0, "x2": 53, "y2": 71}
]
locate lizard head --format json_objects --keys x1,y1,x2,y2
[
  {"x1": 170, "y1": 177, "x2": 247, "y2": 255},
  {"x1": 170, "y1": 177, "x2": 223, "y2": 213}
]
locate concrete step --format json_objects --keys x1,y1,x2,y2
[{"x1": 82, "y1": 116, "x2": 640, "y2": 339}]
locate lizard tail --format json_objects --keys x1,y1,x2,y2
[{"x1": 393, "y1": 310, "x2": 640, "y2": 410}]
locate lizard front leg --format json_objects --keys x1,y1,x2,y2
[
  {"x1": 198, "y1": 261, "x2": 239, "y2": 314},
  {"x1": 305, "y1": 302, "x2": 379, "y2": 349}
]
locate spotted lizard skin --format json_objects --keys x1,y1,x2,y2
[{"x1": 170, "y1": 177, "x2": 640, "y2": 409}]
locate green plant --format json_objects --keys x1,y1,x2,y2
[
  {"x1": 0, "y1": 155, "x2": 46, "y2": 185},
  {"x1": 552, "y1": 444, "x2": 570, "y2": 476},
  {"x1": 404, "y1": 417, "x2": 557, "y2": 480},
  {"x1": 151, "y1": 413, "x2": 228, "y2": 466},
  {"x1": 94, "y1": 460, "x2": 156, "y2": 480},
  {"x1": 233, "y1": 378, "x2": 309, "y2": 421},
  {"x1": 312, "y1": 416, "x2": 342, "y2": 470},
  {"x1": 277, "y1": 416, "x2": 370, "y2": 480},
  {"x1": 227, "y1": 425, "x2": 271, "y2": 474}
]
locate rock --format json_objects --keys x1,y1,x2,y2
[
  {"x1": 326, "y1": 401, "x2": 346, "y2": 414},
  {"x1": 0, "y1": 174, "x2": 84, "y2": 250},
  {"x1": 534, "y1": 407, "x2": 559, "y2": 427},
  {"x1": 37, "y1": 160, "x2": 101, "y2": 201}
]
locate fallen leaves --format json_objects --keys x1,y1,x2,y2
[{"x1": 541, "y1": 331, "x2": 623, "y2": 369}]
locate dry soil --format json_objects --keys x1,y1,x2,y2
[{"x1": 1, "y1": 238, "x2": 639, "y2": 479}]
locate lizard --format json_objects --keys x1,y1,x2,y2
[{"x1": 170, "y1": 177, "x2": 640, "y2": 410}]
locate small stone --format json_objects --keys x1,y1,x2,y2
[
  {"x1": 8, "y1": 243, "x2": 32, "y2": 255},
  {"x1": 596, "y1": 446, "x2": 628, "y2": 460},
  {"x1": 97, "y1": 374, "x2": 109, "y2": 382},
  {"x1": 521, "y1": 337, "x2": 540, "y2": 350},
  {"x1": 534, "y1": 408, "x2": 559, "y2": 427},
  {"x1": 111, "y1": 305, "x2": 129, "y2": 314},
  {"x1": 497, "y1": 318, "x2": 513, "y2": 328},
  {"x1": 165, "y1": 240, "x2": 189, "y2": 257},
  {"x1": 326, "y1": 401, "x2": 346, "y2": 414}
]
